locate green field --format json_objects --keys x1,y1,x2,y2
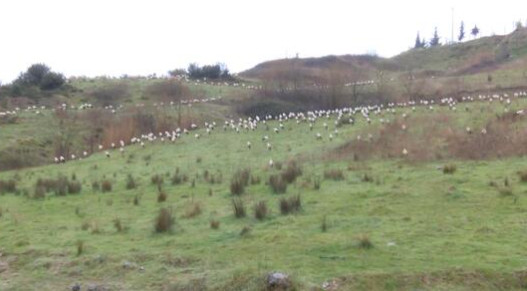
[{"x1": 2, "y1": 96, "x2": 527, "y2": 290}]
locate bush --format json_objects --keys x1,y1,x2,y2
[
  {"x1": 254, "y1": 201, "x2": 268, "y2": 220},
  {"x1": 101, "y1": 180, "x2": 112, "y2": 192},
  {"x1": 232, "y1": 198, "x2": 246, "y2": 218},
  {"x1": 443, "y1": 164, "x2": 457, "y2": 174},
  {"x1": 280, "y1": 195, "x2": 301, "y2": 215},
  {"x1": 269, "y1": 175, "x2": 287, "y2": 194},
  {"x1": 126, "y1": 174, "x2": 137, "y2": 189},
  {"x1": 324, "y1": 169, "x2": 344, "y2": 181},
  {"x1": 281, "y1": 161, "x2": 302, "y2": 184},
  {"x1": 155, "y1": 208, "x2": 174, "y2": 233}
]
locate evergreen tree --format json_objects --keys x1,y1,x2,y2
[
  {"x1": 471, "y1": 25, "x2": 480, "y2": 38},
  {"x1": 414, "y1": 33, "x2": 422, "y2": 49},
  {"x1": 430, "y1": 27, "x2": 441, "y2": 47},
  {"x1": 458, "y1": 21, "x2": 465, "y2": 41}
]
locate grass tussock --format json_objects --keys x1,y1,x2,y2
[
  {"x1": 280, "y1": 195, "x2": 302, "y2": 215},
  {"x1": 232, "y1": 198, "x2": 246, "y2": 218},
  {"x1": 155, "y1": 208, "x2": 174, "y2": 233},
  {"x1": 0, "y1": 179, "x2": 17, "y2": 194},
  {"x1": 230, "y1": 168, "x2": 251, "y2": 195},
  {"x1": 101, "y1": 180, "x2": 112, "y2": 192},
  {"x1": 157, "y1": 190, "x2": 167, "y2": 203},
  {"x1": 324, "y1": 169, "x2": 344, "y2": 181},
  {"x1": 76, "y1": 240, "x2": 84, "y2": 256},
  {"x1": 517, "y1": 170, "x2": 527, "y2": 182},
  {"x1": 269, "y1": 175, "x2": 287, "y2": 194},
  {"x1": 254, "y1": 201, "x2": 268, "y2": 220},
  {"x1": 183, "y1": 202, "x2": 202, "y2": 219},
  {"x1": 113, "y1": 218, "x2": 124, "y2": 232},
  {"x1": 151, "y1": 174, "x2": 164, "y2": 186},
  {"x1": 126, "y1": 174, "x2": 137, "y2": 189},
  {"x1": 443, "y1": 164, "x2": 457, "y2": 174},
  {"x1": 281, "y1": 160, "x2": 302, "y2": 184},
  {"x1": 356, "y1": 234, "x2": 374, "y2": 249},
  {"x1": 210, "y1": 219, "x2": 220, "y2": 229}
]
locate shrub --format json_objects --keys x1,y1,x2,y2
[
  {"x1": 101, "y1": 180, "x2": 112, "y2": 192},
  {"x1": 356, "y1": 234, "x2": 373, "y2": 249},
  {"x1": 232, "y1": 198, "x2": 246, "y2": 218},
  {"x1": 254, "y1": 201, "x2": 268, "y2": 220},
  {"x1": 155, "y1": 208, "x2": 174, "y2": 233},
  {"x1": 210, "y1": 219, "x2": 220, "y2": 229},
  {"x1": 126, "y1": 174, "x2": 137, "y2": 189},
  {"x1": 324, "y1": 169, "x2": 344, "y2": 181},
  {"x1": 67, "y1": 181, "x2": 82, "y2": 194},
  {"x1": 280, "y1": 195, "x2": 301, "y2": 215},
  {"x1": 443, "y1": 164, "x2": 457, "y2": 174},
  {"x1": 281, "y1": 161, "x2": 302, "y2": 184},
  {"x1": 184, "y1": 202, "x2": 202, "y2": 218},
  {"x1": 269, "y1": 175, "x2": 287, "y2": 194}
]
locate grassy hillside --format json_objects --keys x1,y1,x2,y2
[{"x1": 2, "y1": 94, "x2": 527, "y2": 290}]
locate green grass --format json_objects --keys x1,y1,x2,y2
[{"x1": 2, "y1": 98, "x2": 527, "y2": 289}]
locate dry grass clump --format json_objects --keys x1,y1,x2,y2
[
  {"x1": 323, "y1": 169, "x2": 344, "y2": 180},
  {"x1": 230, "y1": 168, "x2": 251, "y2": 195},
  {"x1": 279, "y1": 195, "x2": 301, "y2": 215},
  {"x1": 232, "y1": 198, "x2": 246, "y2": 218},
  {"x1": 183, "y1": 202, "x2": 202, "y2": 219},
  {"x1": 269, "y1": 175, "x2": 287, "y2": 194},
  {"x1": 281, "y1": 160, "x2": 302, "y2": 184},
  {"x1": 356, "y1": 234, "x2": 374, "y2": 249},
  {"x1": 126, "y1": 174, "x2": 137, "y2": 189},
  {"x1": 210, "y1": 219, "x2": 220, "y2": 229},
  {"x1": 155, "y1": 208, "x2": 174, "y2": 233},
  {"x1": 254, "y1": 201, "x2": 268, "y2": 220},
  {"x1": 443, "y1": 164, "x2": 457, "y2": 174},
  {"x1": 101, "y1": 180, "x2": 112, "y2": 192}
]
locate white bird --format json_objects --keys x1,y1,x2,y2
[
  {"x1": 105, "y1": 151, "x2": 110, "y2": 158},
  {"x1": 402, "y1": 148, "x2": 408, "y2": 155},
  {"x1": 269, "y1": 158, "x2": 274, "y2": 168},
  {"x1": 267, "y1": 142, "x2": 272, "y2": 151},
  {"x1": 247, "y1": 141, "x2": 252, "y2": 149}
]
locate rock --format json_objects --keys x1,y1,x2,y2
[
  {"x1": 122, "y1": 260, "x2": 135, "y2": 269},
  {"x1": 266, "y1": 272, "x2": 291, "y2": 290},
  {"x1": 70, "y1": 282, "x2": 81, "y2": 291}
]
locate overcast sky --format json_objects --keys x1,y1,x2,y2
[{"x1": 1, "y1": 0, "x2": 526, "y2": 83}]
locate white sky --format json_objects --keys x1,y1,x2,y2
[{"x1": 1, "y1": 0, "x2": 526, "y2": 83}]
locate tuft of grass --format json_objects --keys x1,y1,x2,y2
[
  {"x1": 324, "y1": 169, "x2": 344, "y2": 181},
  {"x1": 76, "y1": 240, "x2": 84, "y2": 256},
  {"x1": 34, "y1": 185, "x2": 46, "y2": 199},
  {"x1": 101, "y1": 180, "x2": 112, "y2": 192},
  {"x1": 443, "y1": 164, "x2": 457, "y2": 174},
  {"x1": 184, "y1": 202, "x2": 202, "y2": 219},
  {"x1": 321, "y1": 215, "x2": 328, "y2": 232},
  {"x1": 0, "y1": 179, "x2": 17, "y2": 194},
  {"x1": 313, "y1": 177, "x2": 321, "y2": 190},
  {"x1": 230, "y1": 168, "x2": 251, "y2": 195},
  {"x1": 518, "y1": 170, "x2": 527, "y2": 182},
  {"x1": 232, "y1": 198, "x2": 246, "y2": 218},
  {"x1": 254, "y1": 201, "x2": 268, "y2": 220},
  {"x1": 498, "y1": 187, "x2": 514, "y2": 196},
  {"x1": 356, "y1": 234, "x2": 374, "y2": 249},
  {"x1": 81, "y1": 221, "x2": 90, "y2": 231},
  {"x1": 280, "y1": 195, "x2": 302, "y2": 215},
  {"x1": 133, "y1": 195, "x2": 140, "y2": 206},
  {"x1": 157, "y1": 190, "x2": 167, "y2": 203},
  {"x1": 269, "y1": 175, "x2": 287, "y2": 194},
  {"x1": 92, "y1": 181, "x2": 100, "y2": 192},
  {"x1": 155, "y1": 208, "x2": 174, "y2": 233},
  {"x1": 113, "y1": 218, "x2": 123, "y2": 232},
  {"x1": 281, "y1": 160, "x2": 302, "y2": 184},
  {"x1": 67, "y1": 181, "x2": 82, "y2": 194},
  {"x1": 210, "y1": 219, "x2": 220, "y2": 229},
  {"x1": 126, "y1": 174, "x2": 137, "y2": 189},
  {"x1": 240, "y1": 226, "x2": 251, "y2": 236},
  {"x1": 151, "y1": 174, "x2": 164, "y2": 186},
  {"x1": 251, "y1": 175, "x2": 261, "y2": 185},
  {"x1": 361, "y1": 173, "x2": 373, "y2": 183}
]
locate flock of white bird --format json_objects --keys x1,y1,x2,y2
[{"x1": 2, "y1": 90, "x2": 526, "y2": 166}]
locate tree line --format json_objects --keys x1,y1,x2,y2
[{"x1": 414, "y1": 22, "x2": 480, "y2": 49}]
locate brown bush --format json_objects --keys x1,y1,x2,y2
[
  {"x1": 155, "y1": 208, "x2": 174, "y2": 233},
  {"x1": 151, "y1": 174, "x2": 164, "y2": 186},
  {"x1": 281, "y1": 160, "x2": 302, "y2": 184},
  {"x1": 443, "y1": 164, "x2": 457, "y2": 174},
  {"x1": 280, "y1": 195, "x2": 301, "y2": 215},
  {"x1": 67, "y1": 181, "x2": 82, "y2": 194},
  {"x1": 210, "y1": 219, "x2": 220, "y2": 229},
  {"x1": 157, "y1": 191, "x2": 167, "y2": 203},
  {"x1": 230, "y1": 168, "x2": 250, "y2": 195}
]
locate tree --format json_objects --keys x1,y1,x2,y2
[
  {"x1": 39, "y1": 72, "x2": 65, "y2": 90},
  {"x1": 21, "y1": 64, "x2": 50, "y2": 86},
  {"x1": 458, "y1": 21, "x2": 465, "y2": 41},
  {"x1": 515, "y1": 21, "x2": 523, "y2": 31},
  {"x1": 430, "y1": 27, "x2": 441, "y2": 47},
  {"x1": 471, "y1": 25, "x2": 480, "y2": 38},
  {"x1": 414, "y1": 33, "x2": 423, "y2": 49}
]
